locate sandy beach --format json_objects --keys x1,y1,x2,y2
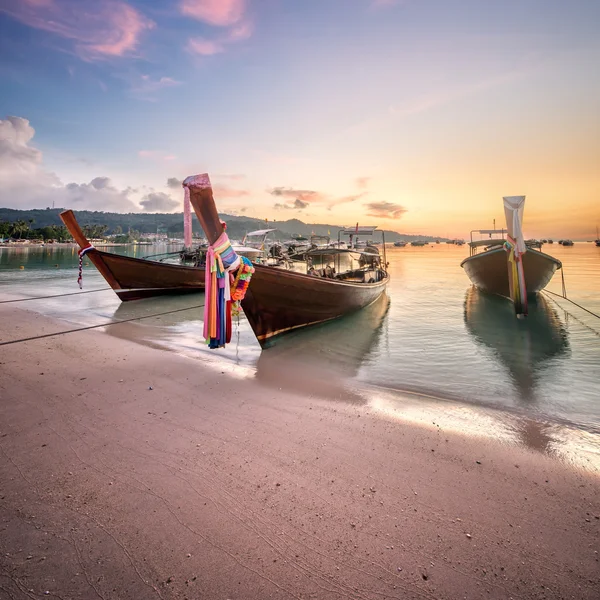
[{"x1": 1, "y1": 305, "x2": 598, "y2": 600}]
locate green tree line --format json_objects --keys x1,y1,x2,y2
[
  {"x1": 0, "y1": 219, "x2": 73, "y2": 242},
  {"x1": 0, "y1": 208, "x2": 422, "y2": 242}
]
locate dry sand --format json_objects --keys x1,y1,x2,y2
[{"x1": 0, "y1": 306, "x2": 598, "y2": 600}]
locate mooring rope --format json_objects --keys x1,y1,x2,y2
[
  {"x1": 541, "y1": 266, "x2": 600, "y2": 321},
  {"x1": 543, "y1": 289, "x2": 600, "y2": 320},
  {"x1": 0, "y1": 288, "x2": 112, "y2": 304},
  {"x1": 0, "y1": 303, "x2": 205, "y2": 347}
]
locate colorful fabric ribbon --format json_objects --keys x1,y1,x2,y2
[
  {"x1": 504, "y1": 234, "x2": 528, "y2": 315},
  {"x1": 203, "y1": 230, "x2": 254, "y2": 348},
  {"x1": 77, "y1": 245, "x2": 94, "y2": 289}
]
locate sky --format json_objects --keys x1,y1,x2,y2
[{"x1": 1, "y1": 0, "x2": 599, "y2": 239}]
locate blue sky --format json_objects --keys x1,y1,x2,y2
[{"x1": 1, "y1": 0, "x2": 599, "y2": 237}]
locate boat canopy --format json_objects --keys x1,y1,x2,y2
[
  {"x1": 341, "y1": 226, "x2": 379, "y2": 235},
  {"x1": 245, "y1": 228, "x2": 277, "y2": 237},
  {"x1": 232, "y1": 245, "x2": 263, "y2": 255},
  {"x1": 307, "y1": 247, "x2": 379, "y2": 256},
  {"x1": 473, "y1": 229, "x2": 507, "y2": 235},
  {"x1": 468, "y1": 239, "x2": 505, "y2": 248}
]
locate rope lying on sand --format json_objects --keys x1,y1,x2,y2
[
  {"x1": 0, "y1": 304, "x2": 205, "y2": 347},
  {"x1": 0, "y1": 288, "x2": 112, "y2": 304}
]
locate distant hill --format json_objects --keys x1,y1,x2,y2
[{"x1": 0, "y1": 207, "x2": 440, "y2": 242}]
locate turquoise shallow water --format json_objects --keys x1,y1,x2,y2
[{"x1": 1, "y1": 242, "x2": 599, "y2": 463}]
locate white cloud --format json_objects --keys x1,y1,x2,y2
[
  {"x1": 0, "y1": 115, "x2": 138, "y2": 211},
  {"x1": 167, "y1": 177, "x2": 183, "y2": 189},
  {"x1": 139, "y1": 192, "x2": 179, "y2": 212},
  {"x1": 128, "y1": 75, "x2": 182, "y2": 100}
]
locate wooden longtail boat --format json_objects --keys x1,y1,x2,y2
[
  {"x1": 460, "y1": 196, "x2": 561, "y2": 315},
  {"x1": 184, "y1": 174, "x2": 390, "y2": 347},
  {"x1": 60, "y1": 210, "x2": 205, "y2": 301}
]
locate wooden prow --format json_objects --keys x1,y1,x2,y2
[
  {"x1": 59, "y1": 209, "x2": 121, "y2": 290},
  {"x1": 60, "y1": 209, "x2": 92, "y2": 249},
  {"x1": 183, "y1": 174, "x2": 224, "y2": 245}
]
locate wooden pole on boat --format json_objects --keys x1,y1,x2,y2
[
  {"x1": 183, "y1": 174, "x2": 223, "y2": 245},
  {"x1": 59, "y1": 209, "x2": 122, "y2": 290},
  {"x1": 60, "y1": 210, "x2": 92, "y2": 249}
]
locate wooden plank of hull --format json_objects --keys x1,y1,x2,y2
[
  {"x1": 72, "y1": 248, "x2": 206, "y2": 301},
  {"x1": 241, "y1": 264, "x2": 389, "y2": 346},
  {"x1": 460, "y1": 247, "x2": 561, "y2": 299},
  {"x1": 97, "y1": 251, "x2": 205, "y2": 298}
]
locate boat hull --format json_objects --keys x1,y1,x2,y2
[
  {"x1": 241, "y1": 264, "x2": 389, "y2": 347},
  {"x1": 460, "y1": 247, "x2": 561, "y2": 300},
  {"x1": 84, "y1": 249, "x2": 205, "y2": 301}
]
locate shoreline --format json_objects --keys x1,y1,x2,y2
[
  {"x1": 3, "y1": 290, "x2": 600, "y2": 470},
  {"x1": 1, "y1": 304, "x2": 599, "y2": 599}
]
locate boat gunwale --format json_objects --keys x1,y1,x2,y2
[
  {"x1": 93, "y1": 248, "x2": 205, "y2": 272},
  {"x1": 459, "y1": 246, "x2": 562, "y2": 270},
  {"x1": 251, "y1": 262, "x2": 390, "y2": 288}
]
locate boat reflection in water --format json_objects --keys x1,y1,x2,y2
[
  {"x1": 105, "y1": 293, "x2": 206, "y2": 350},
  {"x1": 464, "y1": 287, "x2": 570, "y2": 454},
  {"x1": 255, "y1": 293, "x2": 390, "y2": 402},
  {"x1": 464, "y1": 287, "x2": 569, "y2": 401}
]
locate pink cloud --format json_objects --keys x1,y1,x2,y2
[
  {"x1": 269, "y1": 186, "x2": 365, "y2": 211},
  {"x1": 366, "y1": 201, "x2": 407, "y2": 219},
  {"x1": 186, "y1": 21, "x2": 253, "y2": 56},
  {"x1": 227, "y1": 21, "x2": 253, "y2": 42},
  {"x1": 187, "y1": 37, "x2": 224, "y2": 56},
  {"x1": 181, "y1": 0, "x2": 252, "y2": 56},
  {"x1": 0, "y1": 0, "x2": 154, "y2": 60},
  {"x1": 180, "y1": 0, "x2": 245, "y2": 26},
  {"x1": 137, "y1": 75, "x2": 180, "y2": 91},
  {"x1": 213, "y1": 184, "x2": 250, "y2": 198}
]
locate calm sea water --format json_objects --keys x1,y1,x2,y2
[{"x1": 1, "y1": 242, "x2": 599, "y2": 463}]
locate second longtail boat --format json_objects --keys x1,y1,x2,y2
[
  {"x1": 184, "y1": 173, "x2": 390, "y2": 347},
  {"x1": 460, "y1": 196, "x2": 561, "y2": 315}
]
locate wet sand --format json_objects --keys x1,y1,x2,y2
[{"x1": 1, "y1": 306, "x2": 599, "y2": 599}]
